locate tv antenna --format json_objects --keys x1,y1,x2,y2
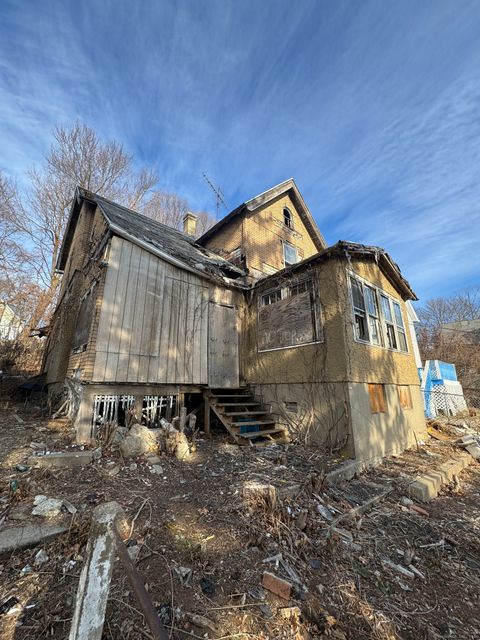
[{"x1": 202, "y1": 172, "x2": 228, "y2": 219}]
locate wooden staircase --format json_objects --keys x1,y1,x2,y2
[{"x1": 204, "y1": 387, "x2": 288, "y2": 446}]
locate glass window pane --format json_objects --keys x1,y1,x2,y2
[
  {"x1": 381, "y1": 296, "x2": 393, "y2": 322},
  {"x1": 386, "y1": 324, "x2": 397, "y2": 349},
  {"x1": 393, "y1": 302, "x2": 404, "y2": 328},
  {"x1": 365, "y1": 286, "x2": 378, "y2": 316},
  {"x1": 350, "y1": 278, "x2": 365, "y2": 310},
  {"x1": 398, "y1": 330, "x2": 407, "y2": 351},
  {"x1": 284, "y1": 243, "x2": 298, "y2": 265},
  {"x1": 368, "y1": 316, "x2": 380, "y2": 344},
  {"x1": 355, "y1": 313, "x2": 368, "y2": 340}
]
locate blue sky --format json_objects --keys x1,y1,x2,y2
[{"x1": 1, "y1": 0, "x2": 479, "y2": 303}]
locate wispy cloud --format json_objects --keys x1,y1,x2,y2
[{"x1": 0, "y1": 0, "x2": 479, "y2": 301}]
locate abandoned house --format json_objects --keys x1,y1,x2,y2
[{"x1": 42, "y1": 179, "x2": 426, "y2": 463}]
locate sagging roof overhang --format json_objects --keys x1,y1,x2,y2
[
  {"x1": 253, "y1": 240, "x2": 418, "y2": 301},
  {"x1": 56, "y1": 188, "x2": 248, "y2": 287},
  {"x1": 196, "y1": 178, "x2": 327, "y2": 252}
]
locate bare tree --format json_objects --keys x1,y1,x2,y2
[
  {"x1": 21, "y1": 122, "x2": 158, "y2": 293},
  {"x1": 7, "y1": 123, "x2": 159, "y2": 328},
  {"x1": 141, "y1": 190, "x2": 189, "y2": 229},
  {"x1": 141, "y1": 190, "x2": 215, "y2": 238},
  {"x1": 0, "y1": 173, "x2": 31, "y2": 296},
  {"x1": 417, "y1": 289, "x2": 480, "y2": 390}
]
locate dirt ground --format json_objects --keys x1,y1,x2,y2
[{"x1": 0, "y1": 407, "x2": 479, "y2": 640}]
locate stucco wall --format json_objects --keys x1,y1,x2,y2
[
  {"x1": 252, "y1": 381, "x2": 352, "y2": 453},
  {"x1": 348, "y1": 382, "x2": 426, "y2": 462},
  {"x1": 243, "y1": 258, "x2": 348, "y2": 385}
]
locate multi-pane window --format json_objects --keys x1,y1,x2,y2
[
  {"x1": 283, "y1": 242, "x2": 298, "y2": 266},
  {"x1": 381, "y1": 295, "x2": 397, "y2": 349},
  {"x1": 262, "y1": 289, "x2": 282, "y2": 306},
  {"x1": 349, "y1": 274, "x2": 408, "y2": 353},
  {"x1": 393, "y1": 302, "x2": 408, "y2": 351},
  {"x1": 365, "y1": 285, "x2": 381, "y2": 345},
  {"x1": 350, "y1": 277, "x2": 368, "y2": 341}
]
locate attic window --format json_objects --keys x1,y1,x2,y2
[{"x1": 283, "y1": 208, "x2": 293, "y2": 229}]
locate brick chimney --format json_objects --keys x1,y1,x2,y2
[{"x1": 183, "y1": 211, "x2": 197, "y2": 236}]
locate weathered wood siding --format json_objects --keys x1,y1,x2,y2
[
  {"x1": 208, "y1": 303, "x2": 239, "y2": 387},
  {"x1": 92, "y1": 236, "x2": 239, "y2": 385}
]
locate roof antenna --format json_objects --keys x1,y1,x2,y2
[{"x1": 202, "y1": 172, "x2": 228, "y2": 219}]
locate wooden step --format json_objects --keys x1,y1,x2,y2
[
  {"x1": 215, "y1": 402, "x2": 260, "y2": 407},
  {"x1": 210, "y1": 394, "x2": 253, "y2": 399},
  {"x1": 224, "y1": 410, "x2": 268, "y2": 416},
  {"x1": 237, "y1": 427, "x2": 285, "y2": 438},
  {"x1": 231, "y1": 419, "x2": 276, "y2": 427}
]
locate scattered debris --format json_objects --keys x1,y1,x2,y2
[
  {"x1": 28, "y1": 450, "x2": 95, "y2": 468},
  {"x1": 34, "y1": 548, "x2": 49, "y2": 565},
  {"x1": 0, "y1": 596, "x2": 20, "y2": 615},
  {"x1": 261, "y1": 571, "x2": 292, "y2": 600},
  {"x1": 31, "y1": 495, "x2": 64, "y2": 517},
  {"x1": 186, "y1": 612, "x2": 219, "y2": 635}
]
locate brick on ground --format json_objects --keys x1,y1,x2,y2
[{"x1": 261, "y1": 571, "x2": 292, "y2": 600}]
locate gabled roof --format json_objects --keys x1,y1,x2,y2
[
  {"x1": 57, "y1": 188, "x2": 247, "y2": 285},
  {"x1": 254, "y1": 240, "x2": 418, "y2": 301},
  {"x1": 197, "y1": 178, "x2": 327, "y2": 251}
]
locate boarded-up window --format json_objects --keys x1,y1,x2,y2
[
  {"x1": 258, "y1": 280, "x2": 321, "y2": 351},
  {"x1": 368, "y1": 384, "x2": 386, "y2": 413},
  {"x1": 398, "y1": 385, "x2": 412, "y2": 410},
  {"x1": 73, "y1": 285, "x2": 96, "y2": 351}
]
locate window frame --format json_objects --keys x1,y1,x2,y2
[
  {"x1": 348, "y1": 271, "x2": 409, "y2": 354},
  {"x1": 283, "y1": 207, "x2": 294, "y2": 229},
  {"x1": 257, "y1": 277, "x2": 323, "y2": 352},
  {"x1": 282, "y1": 241, "x2": 299, "y2": 267}
]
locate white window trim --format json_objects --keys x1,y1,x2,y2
[
  {"x1": 347, "y1": 270, "x2": 409, "y2": 354},
  {"x1": 282, "y1": 241, "x2": 299, "y2": 267}
]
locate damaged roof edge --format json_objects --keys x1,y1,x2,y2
[
  {"x1": 254, "y1": 240, "x2": 418, "y2": 301},
  {"x1": 57, "y1": 187, "x2": 247, "y2": 286}
]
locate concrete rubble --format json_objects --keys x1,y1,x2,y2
[
  {"x1": 28, "y1": 450, "x2": 96, "y2": 468},
  {"x1": 0, "y1": 521, "x2": 69, "y2": 554}
]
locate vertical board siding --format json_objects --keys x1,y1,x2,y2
[
  {"x1": 208, "y1": 302, "x2": 240, "y2": 388},
  {"x1": 93, "y1": 238, "x2": 210, "y2": 384}
]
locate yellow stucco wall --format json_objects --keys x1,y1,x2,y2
[
  {"x1": 348, "y1": 382, "x2": 426, "y2": 462},
  {"x1": 243, "y1": 258, "x2": 348, "y2": 385}
]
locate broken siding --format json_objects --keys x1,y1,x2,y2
[{"x1": 92, "y1": 236, "x2": 213, "y2": 384}]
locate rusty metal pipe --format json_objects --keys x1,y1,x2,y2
[{"x1": 114, "y1": 528, "x2": 170, "y2": 640}]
